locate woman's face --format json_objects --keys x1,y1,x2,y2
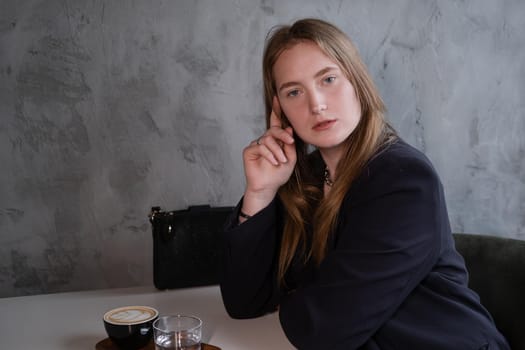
[{"x1": 273, "y1": 41, "x2": 361, "y2": 153}]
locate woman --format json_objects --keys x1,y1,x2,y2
[{"x1": 220, "y1": 18, "x2": 509, "y2": 350}]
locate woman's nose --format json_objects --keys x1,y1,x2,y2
[
  {"x1": 312, "y1": 103, "x2": 328, "y2": 114},
  {"x1": 309, "y1": 91, "x2": 327, "y2": 114}
]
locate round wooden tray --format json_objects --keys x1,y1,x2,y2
[{"x1": 95, "y1": 337, "x2": 221, "y2": 350}]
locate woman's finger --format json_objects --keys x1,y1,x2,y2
[
  {"x1": 255, "y1": 134, "x2": 288, "y2": 163},
  {"x1": 256, "y1": 143, "x2": 281, "y2": 166},
  {"x1": 282, "y1": 127, "x2": 297, "y2": 162},
  {"x1": 269, "y1": 96, "x2": 284, "y2": 127}
]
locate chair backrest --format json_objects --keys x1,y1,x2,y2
[{"x1": 453, "y1": 233, "x2": 525, "y2": 350}]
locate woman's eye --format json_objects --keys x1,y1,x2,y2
[
  {"x1": 324, "y1": 76, "x2": 336, "y2": 84},
  {"x1": 287, "y1": 89, "x2": 300, "y2": 97}
]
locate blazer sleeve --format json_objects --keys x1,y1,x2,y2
[
  {"x1": 220, "y1": 198, "x2": 282, "y2": 319},
  {"x1": 279, "y1": 149, "x2": 447, "y2": 349}
]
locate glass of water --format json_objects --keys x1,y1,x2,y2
[{"x1": 153, "y1": 315, "x2": 202, "y2": 350}]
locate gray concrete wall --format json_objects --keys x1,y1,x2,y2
[{"x1": 1, "y1": 0, "x2": 523, "y2": 297}]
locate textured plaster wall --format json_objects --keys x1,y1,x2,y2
[{"x1": 0, "y1": 0, "x2": 524, "y2": 297}]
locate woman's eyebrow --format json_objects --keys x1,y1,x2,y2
[
  {"x1": 314, "y1": 66, "x2": 339, "y2": 78},
  {"x1": 277, "y1": 66, "x2": 340, "y2": 93}
]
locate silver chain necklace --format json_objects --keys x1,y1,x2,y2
[{"x1": 323, "y1": 167, "x2": 334, "y2": 187}]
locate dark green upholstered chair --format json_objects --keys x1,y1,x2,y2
[{"x1": 453, "y1": 233, "x2": 525, "y2": 350}]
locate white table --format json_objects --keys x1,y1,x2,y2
[{"x1": 0, "y1": 285, "x2": 295, "y2": 349}]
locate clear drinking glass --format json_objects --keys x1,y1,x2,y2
[{"x1": 153, "y1": 315, "x2": 202, "y2": 350}]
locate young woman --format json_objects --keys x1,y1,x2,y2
[{"x1": 220, "y1": 18, "x2": 509, "y2": 350}]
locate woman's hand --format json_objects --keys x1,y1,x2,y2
[{"x1": 241, "y1": 97, "x2": 296, "y2": 217}]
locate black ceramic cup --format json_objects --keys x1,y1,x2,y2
[{"x1": 103, "y1": 305, "x2": 159, "y2": 349}]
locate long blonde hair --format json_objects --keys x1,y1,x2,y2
[{"x1": 262, "y1": 18, "x2": 396, "y2": 285}]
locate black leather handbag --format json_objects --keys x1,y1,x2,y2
[{"x1": 148, "y1": 205, "x2": 234, "y2": 290}]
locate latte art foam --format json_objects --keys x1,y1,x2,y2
[{"x1": 104, "y1": 306, "x2": 158, "y2": 325}]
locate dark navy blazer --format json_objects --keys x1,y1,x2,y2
[{"x1": 220, "y1": 140, "x2": 509, "y2": 350}]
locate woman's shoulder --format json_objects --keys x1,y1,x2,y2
[
  {"x1": 369, "y1": 139, "x2": 437, "y2": 174},
  {"x1": 343, "y1": 139, "x2": 444, "y2": 208},
  {"x1": 358, "y1": 138, "x2": 442, "y2": 191}
]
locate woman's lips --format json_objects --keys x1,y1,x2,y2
[{"x1": 313, "y1": 119, "x2": 336, "y2": 131}]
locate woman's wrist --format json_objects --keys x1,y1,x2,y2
[
  {"x1": 237, "y1": 209, "x2": 252, "y2": 225},
  {"x1": 238, "y1": 210, "x2": 252, "y2": 220},
  {"x1": 242, "y1": 190, "x2": 275, "y2": 216},
  {"x1": 238, "y1": 189, "x2": 275, "y2": 224}
]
